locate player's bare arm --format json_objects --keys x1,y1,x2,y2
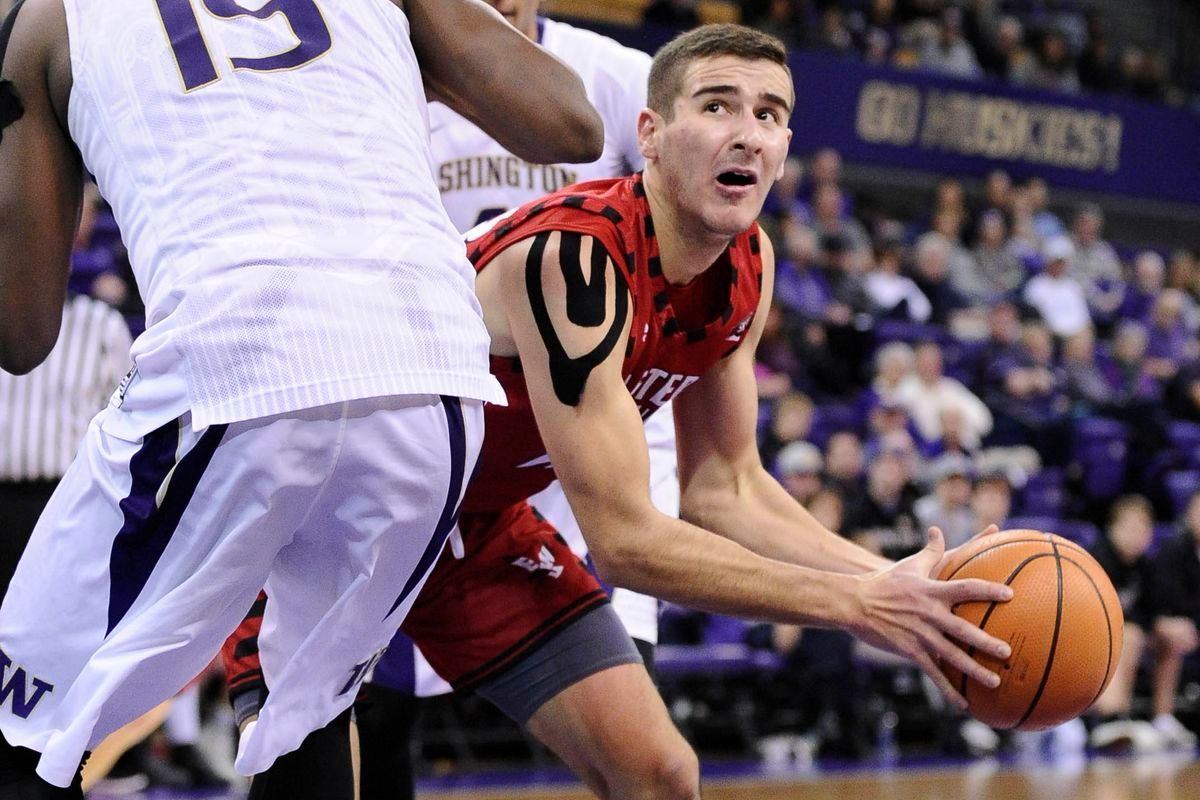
[
  {"x1": 485, "y1": 230, "x2": 1012, "y2": 706},
  {"x1": 0, "y1": 0, "x2": 80, "y2": 374},
  {"x1": 400, "y1": 0, "x2": 603, "y2": 165},
  {"x1": 674, "y1": 230, "x2": 894, "y2": 575}
]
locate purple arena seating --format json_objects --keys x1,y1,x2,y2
[
  {"x1": 1019, "y1": 467, "x2": 1066, "y2": 517},
  {"x1": 1165, "y1": 470, "x2": 1200, "y2": 516}
]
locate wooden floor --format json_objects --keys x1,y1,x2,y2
[{"x1": 422, "y1": 754, "x2": 1200, "y2": 800}]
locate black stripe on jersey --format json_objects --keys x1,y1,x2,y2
[
  {"x1": 599, "y1": 205, "x2": 623, "y2": 225},
  {"x1": 648, "y1": 256, "x2": 663, "y2": 278},
  {"x1": 749, "y1": 233, "x2": 761, "y2": 255},
  {"x1": 525, "y1": 231, "x2": 629, "y2": 407},
  {"x1": 643, "y1": 215, "x2": 655, "y2": 238}
]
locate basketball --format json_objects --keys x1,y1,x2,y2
[{"x1": 937, "y1": 529, "x2": 1124, "y2": 731}]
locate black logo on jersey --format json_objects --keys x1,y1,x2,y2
[{"x1": 527, "y1": 231, "x2": 629, "y2": 407}]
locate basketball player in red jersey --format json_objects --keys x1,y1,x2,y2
[
  {"x1": 237, "y1": 25, "x2": 1014, "y2": 800},
  {"x1": 400, "y1": 24, "x2": 1013, "y2": 799}
]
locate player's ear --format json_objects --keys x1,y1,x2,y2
[{"x1": 636, "y1": 108, "x2": 660, "y2": 163}]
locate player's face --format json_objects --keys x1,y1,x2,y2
[
  {"x1": 485, "y1": 0, "x2": 540, "y2": 40},
  {"x1": 641, "y1": 56, "x2": 793, "y2": 240}
]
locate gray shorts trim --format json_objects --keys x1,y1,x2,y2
[{"x1": 475, "y1": 603, "x2": 643, "y2": 725}]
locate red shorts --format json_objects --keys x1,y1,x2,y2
[{"x1": 400, "y1": 501, "x2": 609, "y2": 691}]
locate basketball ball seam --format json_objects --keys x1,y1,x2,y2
[
  {"x1": 1014, "y1": 540, "x2": 1065, "y2": 728},
  {"x1": 1060, "y1": 555, "x2": 1118, "y2": 709},
  {"x1": 955, "y1": 550, "x2": 1053, "y2": 700},
  {"x1": 943, "y1": 535, "x2": 1087, "y2": 582}
]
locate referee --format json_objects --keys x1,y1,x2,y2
[{"x1": 0, "y1": 290, "x2": 131, "y2": 598}]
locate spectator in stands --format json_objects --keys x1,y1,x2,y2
[
  {"x1": 774, "y1": 220, "x2": 833, "y2": 321},
  {"x1": 896, "y1": 341, "x2": 993, "y2": 450},
  {"x1": 823, "y1": 430, "x2": 866, "y2": 500},
  {"x1": 1062, "y1": 326, "x2": 1120, "y2": 417},
  {"x1": 1101, "y1": 321, "x2": 1163, "y2": 406},
  {"x1": 1145, "y1": 290, "x2": 1199, "y2": 381},
  {"x1": 819, "y1": 233, "x2": 871, "y2": 312},
  {"x1": 976, "y1": 300, "x2": 1023, "y2": 382},
  {"x1": 955, "y1": 209, "x2": 1024, "y2": 305},
  {"x1": 759, "y1": 390, "x2": 816, "y2": 470},
  {"x1": 1118, "y1": 46, "x2": 1169, "y2": 103},
  {"x1": 844, "y1": 440, "x2": 921, "y2": 559},
  {"x1": 1167, "y1": 358, "x2": 1200, "y2": 422},
  {"x1": 1146, "y1": 490, "x2": 1200, "y2": 749},
  {"x1": 1078, "y1": 12, "x2": 1121, "y2": 94},
  {"x1": 981, "y1": 168, "x2": 1013, "y2": 216},
  {"x1": 915, "y1": 453, "x2": 977, "y2": 548},
  {"x1": 1012, "y1": 27, "x2": 1081, "y2": 94},
  {"x1": 742, "y1": 0, "x2": 808, "y2": 48},
  {"x1": 1024, "y1": 235, "x2": 1092, "y2": 337},
  {"x1": 970, "y1": 468, "x2": 1013, "y2": 530},
  {"x1": 864, "y1": 240, "x2": 932, "y2": 322},
  {"x1": 1024, "y1": 177, "x2": 1065, "y2": 241},
  {"x1": 775, "y1": 441, "x2": 825, "y2": 506},
  {"x1": 1167, "y1": 248, "x2": 1200, "y2": 306},
  {"x1": 919, "y1": 6, "x2": 981, "y2": 79},
  {"x1": 927, "y1": 177, "x2": 971, "y2": 242},
  {"x1": 985, "y1": 322, "x2": 1071, "y2": 463},
  {"x1": 1090, "y1": 495, "x2": 1196, "y2": 752},
  {"x1": 642, "y1": 0, "x2": 700, "y2": 29},
  {"x1": 1070, "y1": 203, "x2": 1125, "y2": 317},
  {"x1": 930, "y1": 207, "x2": 979, "y2": 289},
  {"x1": 977, "y1": 14, "x2": 1031, "y2": 80},
  {"x1": 756, "y1": 307, "x2": 809, "y2": 397},
  {"x1": 911, "y1": 232, "x2": 970, "y2": 326},
  {"x1": 863, "y1": 341, "x2": 914, "y2": 411},
  {"x1": 1119, "y1": 250, "x2": 1167, "y2": 323},
  {"x1": 764, "y1": 488, "x2": 869, "y2": 760},
  {"x1": 1005, "y1": 186, "x2": 1044, "y2": 268},
  {"x1": 809, "y1": 185, "x2": 871, "y2": 255},
  {"x1": 808, "y1": 4, "x2": 855, "y2": 54}
]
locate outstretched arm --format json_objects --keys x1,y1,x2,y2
[
  {"x1": 0, "y1": 0, "x2": 80, "y2": 374},
  {"x1": 490, "y1": 230, "x2": 1012, "y2": 706},
  {"x1": 402, "y1": 0, "x2": 603, "y2": 165},
  {"x1": 674, "y1": 231, "x2": 890, "y2": 574}
]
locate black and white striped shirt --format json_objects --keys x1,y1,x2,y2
[{"x1": 0, "y1": 294, "x2": 132, "y2": 481}]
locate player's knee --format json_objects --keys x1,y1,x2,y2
[{"x1": 630, "y1": 740, "x2": 699, "y2": 800}]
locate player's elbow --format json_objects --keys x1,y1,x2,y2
[
  {"x1": 0, "y1": 340, "x2": 51, "y2": 375},
  {"x1": 556, "y1": 102, "x2": 605, "y2": 164},
  {"x1": 586, "y1": 523, "x2": 644, "y2": 589},
  {"x1": 0, "y1": 318, "x2": 57, "y2": 375}
]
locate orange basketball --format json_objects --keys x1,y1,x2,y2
[{"x1": 937, "y1": 529, "x2": 1124, "y2": 731}]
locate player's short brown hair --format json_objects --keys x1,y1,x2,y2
[{"x1": 648, "y1": 24, "x2": 791, "y2": 119}]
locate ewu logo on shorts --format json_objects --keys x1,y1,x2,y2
[
  {"x1": 0, "y1": 646, "x2": 53, "y2": 719},
  {"x1": 511, "y1": 546, "x2": 564, "y2": 579}
]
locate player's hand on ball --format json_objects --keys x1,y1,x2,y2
[
  {"x1": 934, "y1": 523, "x2": 1002, "y2": 578},
  {"x1": 850, "y1": 527, "x2": 1013, "y2": 710}
]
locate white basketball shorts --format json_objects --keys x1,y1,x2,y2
[{"x1": 0, "y1": 389, "x2": 482, "y2": 786}]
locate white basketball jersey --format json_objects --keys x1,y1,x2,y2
[
  {"x1": 430, "y1": 17, "x2": 651, "y2": 232},
  {"x1": 62, "y1": 0, "x2": 504, "y2": 430}
]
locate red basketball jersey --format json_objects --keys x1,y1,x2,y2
[{"x1": 463, "y1": 174, "x2": 764, "y2": 512}]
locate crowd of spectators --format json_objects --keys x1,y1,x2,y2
[
  {"x1": 741, "y1": 146, "x2": 1200, "y2": 758},
  {"x1": 657, "y1": 0, "x2": 1199, "y2": 107}
]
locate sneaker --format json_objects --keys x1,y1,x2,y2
[
  {"x1": 1127, "y1": 720, "x2": 1167, "y2": 754},
  {"x1": 959, "y1": 719, "x2": 1001, "y2": 755},
  {"x1": 1151, "y1": 714, "x2": 1198, "y2": 750},
  {"x1": 1090, "y1": 718, "x2": 1137, "y2": 754}
]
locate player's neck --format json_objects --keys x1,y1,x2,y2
[{"x1": 643, "y1": 173, "x2": 735, "y2": 287}]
